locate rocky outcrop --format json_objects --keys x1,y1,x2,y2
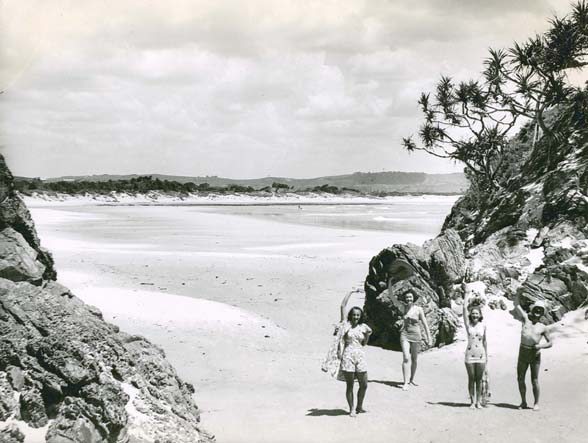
[
  {"x1": 0, "y1": 157, "x2": 55, "y2": 282},
  {"x1": 441, "y1": 122, "x2": 588, "y2": 323},
  {"x1": 0, "y1": 154, "x2": 213, "y2": 442},
  {"x1": 363, "y1": 230, "x2": 464, "y2": 350}
]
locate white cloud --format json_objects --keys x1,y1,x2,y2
[{"x1": 0, "y1": 0, "x2": 582, "y2": 178}]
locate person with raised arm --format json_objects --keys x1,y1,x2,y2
[
  {"x1": 515, "y1": 300, "x2": 552, "y2": 411},
  {"x1": 337, "y1": 293, "x2": 372, "y2": 417},
  {"x1": 462, "y1": 289, "x2": 487, "y2": 409},
  {"x1": 399, "y1": 292, "x2": 432, "y2": 391}
]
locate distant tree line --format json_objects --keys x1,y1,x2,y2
[{"x1": 14, "y1": 176, "x2": 363, "y2": 196}]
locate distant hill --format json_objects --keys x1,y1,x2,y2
[{"x1": 41, "y1": 171, "x2": 468, "y2": 194}]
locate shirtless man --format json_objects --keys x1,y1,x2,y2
[{"x1": 516, "y1": 300, "x2": 552, "y2": 411}]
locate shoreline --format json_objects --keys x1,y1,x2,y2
[{"x1": 21, "y1": 191, "x2": 461, "y2": 207}]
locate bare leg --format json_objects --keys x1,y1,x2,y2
[
  {"x1": 356, "y1": 372, "x2": 368, "y2": 413},
  {"x1": 474, "y1": 363, "x2": 486, "y2": 408},
  {"x1": 465, "y1": 363, "x2": 476, "y2": 408},
  {"x1": 343, "y1": 372, "x2": 356, "y2": 417},
  {"x1": 409, "y1": 342, "x2": 419, "y2": 385},
  {"x1": 400, "y1": 337, "x2": 410, "y2": 390},
  {"x1": 517, "y1": 355, "x2": 529, "y2": 409},
  {"x1": 530, "y1": 354, "x2": 541, "y2": 410}
]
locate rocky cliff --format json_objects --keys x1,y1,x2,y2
[
  {"x1": 0, "y1": 155, "x2": 214, "y2": 442},
  {"x1": 443, "y1": 116, "x2": 588, "y2": 323},
  {"x1": 364, "y1": 102, "x2": 588, "y2": 348}
]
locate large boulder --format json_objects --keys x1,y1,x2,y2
[
  {"x1": 0, "y1": 227, "x2": 46, "y2": 283},
  {"x1": 363, "y1": 229, "x2": 464, "y2": 350}
]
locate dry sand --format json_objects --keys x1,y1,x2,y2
[{"x1": 28, "y1": 202, "x2": 588, "y2": 443}]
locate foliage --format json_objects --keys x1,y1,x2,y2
[
  {"x1": 311, "y1": 184, "x2": 340, "y2": 193},
  {"x1": 404, "y1": 1, "x2": 588, "y2": 193},
  {"x1": 14, "y1": 176, "x2": 227, "y2": 195}
]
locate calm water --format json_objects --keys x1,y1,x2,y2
[
  {"x1": 158, "y1": 199, "x2": 457, "y2": 234},
  {"x1": 31, "y1": 199, "x2": 457, "y2": 258}
]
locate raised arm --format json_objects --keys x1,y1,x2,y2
[
  {"x1": 340, "y1": 291, "x2": 353, "y2": 322},
  {"x1": 515, "y1": 304, "x2": 529, "y2": 323},
  {"x1": 462, "y1": 291, "x2": 470, "y2": 333},
  {"x1": 419, "y1": 307, "x2": 433, "y2": 345}
]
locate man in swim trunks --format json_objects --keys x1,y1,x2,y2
[{"x1": 515, "y1": 300, "x2": 552, "y2": 411}]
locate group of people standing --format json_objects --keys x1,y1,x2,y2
[{"x1": 322, "y1": 287, "x2": 553, "y2": 417}]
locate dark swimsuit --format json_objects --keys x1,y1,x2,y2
[{"x1": 518, "y1": 343, "x2": 541, "y2": 365}]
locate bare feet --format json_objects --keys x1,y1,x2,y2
[
  {"x1": 470, "y1": 403, "x2": 476, "y2": 409},
  {"x1": 402, "y1": 384, "x2": 409, "y2": 391},
  {"x1": 533, "y1": 404, "x2": 540, "y2": 411},
  {"x1": 409, "y1": 380, "x2": 419, "y2": 387},
  {"x1": 518, "y1": 402, "x2": 528, "y2": 410},
  {"x1": 475, "y1": 403, "x2": 482, "y2": 409},
  {"x1": 356, "y1": 408, "x2": 367, "y2": 414},
  {"x1": 349, "y1": 411, "x2": 357, "y2": 418}
]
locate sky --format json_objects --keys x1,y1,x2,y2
[{"x1": 0, "y1": 0, "x2": 583, "y2": 179}]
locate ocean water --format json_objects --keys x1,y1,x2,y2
[
  {"x1": 180, "y1": 200, "x2": 456, "y2": 234},
  {"x1": 30, "y1": 199, "x2": 457, "y2": 257}
]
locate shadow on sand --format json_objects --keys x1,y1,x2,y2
[
  {"x1": 491, "y1": 403, "x2": 521, "y2": 410},
  {"x1": 427, "y1": 401, "x2": 471, "y2": 408},
  {"x1": 428, "y1": 401, "x2": 521, "y2": 410},
  {"x1": 306, "y1": 408, "x2": 349, "y2": 417},
  {"x1": 369, "y1": 380, "x2": 404, "y2": 389}
]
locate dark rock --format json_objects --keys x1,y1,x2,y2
[
  {"x1": 363, "y1": 229, "x2": 465, "y2": 350},
  {"x1": 46, "y1": 403, "x2": 106, "y2": 443},
  {"x1": 0, "y1": 228, "x2": 45, "y2": 283},
  {"x1": 0, "y1": 373, "x2": 18, "y2": 421},
  {"x1": 0, "y1": 156, "x2": 56, "y2": 280},
  {"x1": 424, "y1": 230, "x2": 466, "y2": 290},
  {"x1": 19, "y1": 387, "x2": 49, "y2": 427},
  {"x1": 0, "y1": 424, "x2": 25, "y2": 443}
]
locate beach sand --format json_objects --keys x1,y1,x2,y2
[{"x1": 28, "y1": 202, "x2": 588, "y2": 443}]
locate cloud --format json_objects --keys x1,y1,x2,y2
[{"x1": 0, "y1": 0, "x2": 582, "y2": 178}]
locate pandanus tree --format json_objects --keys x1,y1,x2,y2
[
  {"x1": 402, "y1": 76, "x2": 518, "y2": 192},
  {"x1": 404, "y1": 1, "x2": 588, "y2": 186},
  {"x1": 484, "y1": 0, "x2": 588, "y2": 165}
]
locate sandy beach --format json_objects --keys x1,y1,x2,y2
[{"x1": 28, "y1": 200, "x2": 588, "y2": 443}]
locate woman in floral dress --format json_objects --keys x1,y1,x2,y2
[{"x1": 338, "y1": 299, "x2": 372, "y2": 417}]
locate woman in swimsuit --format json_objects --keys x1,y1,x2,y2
[
  {"x1": 338, "y1": 295, "x2": 372, "y2": 417},
  {"x1": 463, "y1": 291, "x2": 487, "y2": 409},
  {"x1": 399, "y1": 292, "x2": 432, "y2": 391}
]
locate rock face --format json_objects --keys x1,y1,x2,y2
[
  {"x1": 0, "y1": 155, "x2": 214, "y2": 442},
  {"x1": 443, "y1": 131, "x2": 588, "y2": 323},
  {"x1": 0, "y1": 158, "x2": 55, "y2": 282},
  {"x1": 363, "y1": 230, "x2": 464, "y2": 350}
]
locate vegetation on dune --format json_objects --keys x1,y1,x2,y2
[
  {"x1": 14, "y1": 175, "x2": 362, "y2": 196},
  {"x1": 14, "y1": 176, "x2": 461, "y2": 197}
]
